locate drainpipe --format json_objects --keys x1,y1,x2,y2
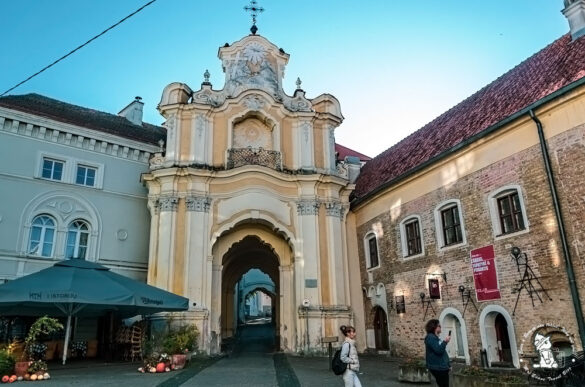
[{"x1": 529, "y1": 109, "x2": 585, "y2": 349}]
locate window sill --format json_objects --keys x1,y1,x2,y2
[
  {"x1": 494, "y1": 228, "x2": 529, "y2": 241},
  {"x1": 34, "y1": 176, "x2": 102, "y2": 190},
  {"x1": 401, "y1": 252, "x2": 424, "y2": 261},
  {"x1": 438, "y1": 242, "x2": 467, "y2": 252},
  {"x1": 366, "y1": 265, "x2": 381, "y2": 272}
]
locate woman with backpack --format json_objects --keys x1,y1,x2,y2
[{"x1": 339, "y1": 325, "x2": 362, "y2": 387}]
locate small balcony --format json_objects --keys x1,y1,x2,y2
[{"x1": 227, "y1": 148, "x2": 282, "y2": 171}]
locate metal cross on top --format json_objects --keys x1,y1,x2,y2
[{"x1": 244, "y1": 0, "x2": 264, "y2": 35}]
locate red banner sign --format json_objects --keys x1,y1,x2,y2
[{"x1": 470, "y1": 245, "x2": 501, "y2": 301}]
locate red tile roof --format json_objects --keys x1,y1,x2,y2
[
  {"x1": 335, "y1": 143, "x2": 371, "y2": 162},
  {"x1": 0, "y1": 93, "x2": 165, "y2": 146},
  {"x1": 353, "y1": 34, "x2": 585, "y2": 200}
]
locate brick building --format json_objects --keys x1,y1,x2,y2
[{"x1": 349, "y1": 0, "x2": 585, "y2": 369}]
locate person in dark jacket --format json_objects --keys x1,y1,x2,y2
[{"x1": 424, "y1": 319, "x2": 451, "y2": 387}]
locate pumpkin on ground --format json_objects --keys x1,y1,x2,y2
[
  {"x1": 1, "y1": 375, "x2": 8, "y2": 383},
  {"x1": 44, "y1": 372, "x2": 50, "y2": 380},
  {"x1": 23, "y1": 374, "x2": 30, "y2": 381},
  {"x1": 156, "y1": 362, "x2": 166, "y2": 373},
  {"x1": 30, "y1": 374, "x2": 37, "y2": 381}
]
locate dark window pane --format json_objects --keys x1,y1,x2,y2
[
  {"x1": 405, "y1": 220, "x2": 421, "y2": 256},
  {"x1": 53, "y1": 162, "x2": 63, "y2": 180},
  {"x1": 368, "y1": 237, "x2": 379, "y2": 267},
  {"x1": 76, "y1": 167, "x2": 86, "y2": 184}
]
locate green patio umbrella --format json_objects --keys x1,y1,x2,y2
[{"x1": 0, "y1": 259, "x2": 189, "y2": 364}]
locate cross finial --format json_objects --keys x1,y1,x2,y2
[{"x1": 244, "y1": 0, "x2": 264, "y2": 35}]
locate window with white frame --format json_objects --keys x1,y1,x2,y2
[
  {"x1": 400, "y1": 216, "x2": 424, "y2": 258},
  {"x1": 76, "y1": 165, "x2": 97, "y2": 187},
  {"x1": 65, "y1": 220, "x2": 90, "y2": 259},
  {"x1": 488, "y1": 186, "x2": 529, "y2": 237},
  {"x1": 28, "y1": 215, "x2": 56, "y2": 257},
  {"x1": 41, "y1": 158, "x2": 64, "y2": 181},
  {"x1": 364, "y1": 232, "x2": 380, "y2": 269},
  {"x1": 435, "y1": 200, "x2": 466, "y2": 248}
]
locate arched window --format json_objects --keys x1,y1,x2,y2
[
  {"x1": 65, "y1": 220, "x2": 90, "y2": 259},
  {"x1": 364, "y1": 232, "x2": 380, "y2": 269},
  {"x1": 400, "y1": 215, "x2": 424, "y2": 258},
  {"x1": 434, "y1": 200, "x2": 467, "y2": 249},
  {"x1": 488, "y1": 185, "x2": 529, "y2": 238},
  {"x1": 28, "y1": 215, "x2": 56, "y2": 257}
]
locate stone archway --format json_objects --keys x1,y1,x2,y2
[
  {"x1": 210, "y1": 223, "x2": 295, "y2": 354},
  {"x1": 221, "y1": 236, "x2": 280, "y2": 344}
]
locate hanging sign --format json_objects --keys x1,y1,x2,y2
[{"x1": 470, "y1": 245, "x2": 501, "y2": 301}]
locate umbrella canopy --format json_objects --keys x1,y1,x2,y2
[
  {"x1": 0, "y1": 259, "x2": 189, "y2": 364},
  {"x1": 0, "y1": 259, "x2": 188, "y2": 317}
]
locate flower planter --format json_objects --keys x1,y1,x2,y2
[
  {"x1": 453, "y1": 373, "x2": 528, "y2": 387},
  {"x1": 14, "y1": 361, "x2": 30, "y2": 377},
  {"x1": 398, "y1": 365, "x2": 431, "y2": 383},
  {"x1": 172, "y1": 354, "x2": 187, "y2": 370}
]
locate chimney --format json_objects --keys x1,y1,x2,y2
[
  {"x1": 118, "y1": 96, "x2": 144, "y2": 126},
  {"x1": 563, "y1": 0, "x2": 585, "y2": 40}
]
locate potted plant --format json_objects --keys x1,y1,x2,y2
[
  {"x1": 14, "y1": 316, "x2": 63, "y2": 377},
  {"x1": 0, "y1": 349, "x2": 15, "y2": 377},
  {"x1": 398, "y1": 358, "x2": 431, "y2": 383},
  {"x1": 162, "y1": 324, "x2": 198, "y2": 370}
]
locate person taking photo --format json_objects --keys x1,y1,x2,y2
[{"x1": 424, "y1": 319, "x2": 451, "y2": 387}]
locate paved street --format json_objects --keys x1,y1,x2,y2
[{"x1": 36, "y1": 324, "x2": 421, "y2": 386}]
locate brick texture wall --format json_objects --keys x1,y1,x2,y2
[{"x1": 355, "y1": 123, "x2": 585, "y2": 365}]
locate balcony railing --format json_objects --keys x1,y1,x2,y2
[{"x1": 227, "y1": 148, "x2": 282, "y2": 171}]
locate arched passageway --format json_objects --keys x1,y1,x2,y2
[{"x1": 220, "y1": 235, "x2": 281, "y2": 353}]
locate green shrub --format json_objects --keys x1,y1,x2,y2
[
  {"x1": 0, "y1": 350, "x2": 15, "y2": 375},
  {"x1": 163, "y1": 324, "x2": 199, "y2": 354}
]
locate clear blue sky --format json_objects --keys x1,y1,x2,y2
[{"x1": 0, "y1": 1, "x2": 569, "y2": 157}]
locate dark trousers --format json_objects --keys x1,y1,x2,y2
[{"x1": 430, "y1": 369, "x2": 449, "y2": 387}]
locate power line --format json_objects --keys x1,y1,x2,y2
[{"x1": 0, "y1": 0, "x2": 158, "y2": 97}]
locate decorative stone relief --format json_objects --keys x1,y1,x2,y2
[
  {"x1": 242, "y1": 94, "x2": 266, "y2": 111},
  {"x1": 116, "y1": 229, "x2": 128, "y2": 241},
  {"x1": 149, "y1": 153, "x2": 165, "y2": 170},
  {"x1": 325, "y1": 202, "x2": 343, "y2": 218},
  {"x1": 224, "y1": 42, "x2": 279, "y2": 97},
  {"x1": 158, "y1": 197, "x2": 179, "y2": 212},
  {"x1": 233, "y1": 118, "x2": 272, "y2": 149},
  {"x1": 186, "y1": 196, "x2": 211, "y2": 212},
  {"x1": 165, "y1": 114, "x2": 176, "y2": 146},
  {"x1": 296, "y1": 200, "x2": 320, "y2": 216}
]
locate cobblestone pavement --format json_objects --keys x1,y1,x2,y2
[{"x1": 34, "y1": 324, "x2": 427, "y2": 386}]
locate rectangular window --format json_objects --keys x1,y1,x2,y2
[
  {"x1": 41, "y1": 158, "x2": 64, "y2": 181},
  {"x1": 405, "y1": 220, "x2": 422, "y2": 256},
  {"x1": 441, "y1": 206, "x2": 463, "y2": 246},
  {"x1": 368, "y1": 236, "x2": 379, "y2": 268},
  {"x1": 497, "y1": 192, "x2": 525, "y2": 234},
  {"x1": 76, "y1": 165, "x2": 97, "y2": 187}
]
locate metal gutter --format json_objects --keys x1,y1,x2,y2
[
  {"x1": 351, "y1": 75, "x2": 585, "y2": 209},
  {"x1": 529, "y1": 109, "x2": 585, "y2": 349}
]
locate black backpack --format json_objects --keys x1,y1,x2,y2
[{"x1": 331, "y1": 342, "x2": 349, "y2": 375}]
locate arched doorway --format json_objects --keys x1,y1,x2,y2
[
  {"x1": 480, "y1": 305, "x2": 519, "y2": 368},
  {"x1": 221, "y1": 236, "x2": 280, "y2": 352},
  {"x1": 373, "y1": 307, "x2": 389, "y2": 350},
  {"x1": 442, "y1": 315, "x2": 466, "y2": 361}
]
